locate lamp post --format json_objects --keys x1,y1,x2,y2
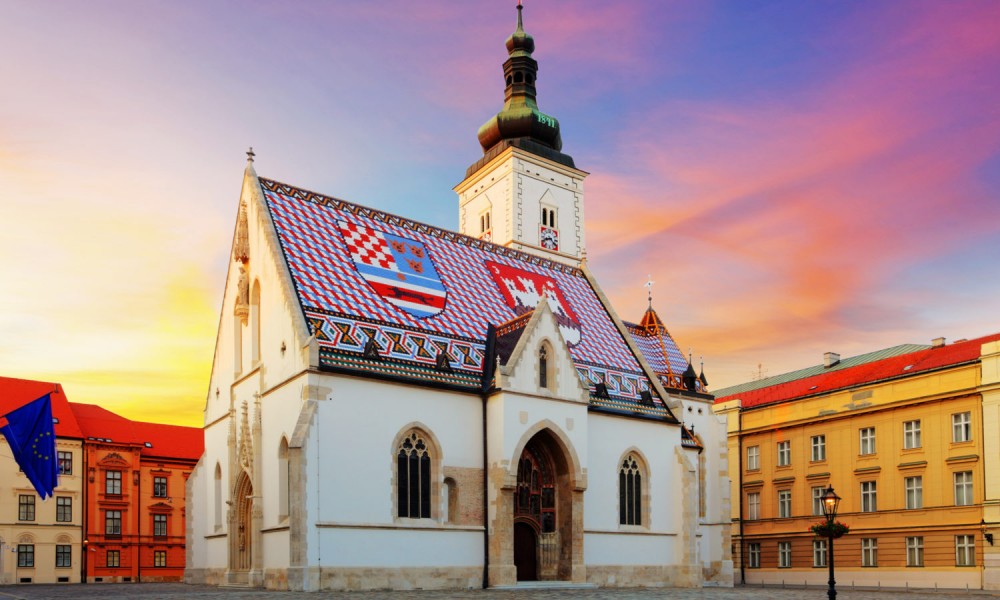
[{"x1": 821, "y1": 486, "x2": 842, "y2": 600}]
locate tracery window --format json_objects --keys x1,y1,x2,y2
[
  {"x1": 619, "y1": 454, "x2": 643, "y2": 526},
  {"x1": 397, "y1": 432, "x2": 432, "y2": 519}
]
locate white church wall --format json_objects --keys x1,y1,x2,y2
[
  {"x1": 585, "y1": 413, "x2": 683, "y2": 565},
  {"x1": 317, "y1": 528, "x2": 483, "y2": 569},
  {"x1": 513, "y1": 153, "x2": 584, "y2": 259},
  {"x1": 311, "y1": 375, "x2": 481, "y2": 525}
]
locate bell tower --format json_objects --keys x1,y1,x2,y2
[{"x1": 455, "y1": 2, "x2": 588, "y2": 265}]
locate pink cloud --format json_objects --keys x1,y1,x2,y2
[{"x1": 585, "y1": 2, "x2": 1000, "y2": 383}]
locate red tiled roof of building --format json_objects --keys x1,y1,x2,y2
[
  {"x1": 0, "y1": 376, "x2": 83, "y2": 438},
  {"x1": 70, "y1": 403, "x2": 203, "y2": 461},
  {"x1": 716, "y1": 332, "x2": 1000, "y2": 409}
]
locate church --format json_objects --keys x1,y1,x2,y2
[{"x1": 185, "y1": 5, "x2": 731, "y2": 591}]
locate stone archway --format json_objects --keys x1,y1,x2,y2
[
  {"x1": 493, "y1": 425, "x2": 585, "y2": 585},
  {"x1": 229, "y1": 471, "x2": 254, "y2": 576}
]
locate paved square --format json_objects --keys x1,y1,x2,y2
[{"x1": 1, "y1": 584, "x2": 999, "y2": 600}]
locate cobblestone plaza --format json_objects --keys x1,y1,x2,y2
[{"x1": 2, "y1": 585, "x2": 1000, "y2": 600}]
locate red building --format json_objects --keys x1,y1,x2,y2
[{"x1": 70, "y1": 404, "x2": 202, "y2": 583}]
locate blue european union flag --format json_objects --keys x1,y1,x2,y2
[{"x1": 1, "y1": 393, "x2": 59, "y2": 499}]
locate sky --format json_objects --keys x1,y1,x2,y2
[{"x1": 2, "y1": 1, "x2": 998, "y2": 426}]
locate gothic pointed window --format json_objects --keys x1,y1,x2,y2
[
  {"x1": 397, "y1": 431, "x2": 433, "y2": 519},
  {"x1": 250, "y1": 280, "x2": 261, "y2": 363},
  {"x1": 619, "y1": 454, "x2": 644, "y2": 526},
  {"x1": 278, "y1": 438, "x2": 290, "y2": 520},
  {"x1": 539, "y1": 346, "x2": 549, "y2": 389}
]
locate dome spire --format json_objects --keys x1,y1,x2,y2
[{"x1": 475, "y1": 1, "x2": 575, "y2": 168}]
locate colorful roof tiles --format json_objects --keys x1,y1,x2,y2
[
  {"x1": 70, "y1": 403, "x2": 203, "y2": 461},
  {"x1": 261, "y1": 178, "x2": 670, "y2": 416},
  {"x1": 0, "y1": 376, "x2": 83, "y2": 438},
  {"x1": 715, "y1": 333, "x2": 1000, "y2": 409}
]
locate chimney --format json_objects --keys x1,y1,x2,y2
[
  {"x1": 931, "y1": 337, "x2": 946, "y2": 348},
  {"x1": 824, "y1": 352, "x2": 841, "y2": 368}
]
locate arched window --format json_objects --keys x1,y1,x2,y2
[
  {"x1": 619, "y1": 453, "x2": 644, "y2": 526},
  {"x1": 397, "y1": 431, "x2": 432, "y2": 519},
  {"x1": 539, "y1": 345, "x2": 549, "y2": 389},
  {"x1": 250, "y1": 280, "x2": 261, "y2": 363},
  {"x1": 442, "y1": 477, "x2": 458, "y2": 524},
  {"x1": 278, "y1": 438, "x2": 290, "y2": 520},
  {"x1": 213, "y1": 463, "x2": 223, "y2": 531}
]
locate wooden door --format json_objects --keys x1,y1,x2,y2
[{"x1": 513, "y1": 522, "x2": 538, "y2": 581}]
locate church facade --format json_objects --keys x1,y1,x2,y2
[{"x1": 186, "y1": 6, "x2": 731, "y2": 591}]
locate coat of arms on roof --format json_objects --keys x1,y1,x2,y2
[
  {"x1": 336, "y1": 220, "x2": 448, "y2": 318},
  {"x1": 486, "y1": 260, "x2": 581, "y2": 346}
]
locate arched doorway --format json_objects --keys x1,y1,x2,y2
[
  {"x1": 512, "y1": 432, "x2": 568, "y2": 581},
  {"x1": 230, "y1": 471, "x2": 253, "y2": 573}
]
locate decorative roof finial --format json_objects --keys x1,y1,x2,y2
[
  {"x1": 517, "y1": 0, "x2": 524, "y2": 30},
  {"x1": 644, "y1": 274, "x2": 655, "y2": 308},
  {"x1": 246, "y1": 146, "x2": 255, "y2": 163}
]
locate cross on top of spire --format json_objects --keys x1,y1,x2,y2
[{"x1": 644, "y1": 274, "x2": 655, "y2": 308}]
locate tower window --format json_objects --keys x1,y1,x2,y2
[
  {"x1": 514, "y1": 72, "x2": 524, "y2": 83},
  {"x1": 526, "y1": 74, "x2": 533, "y2": 85},
  {"x1": 506, "y1": 75, "x2": 512, "y2": 86},
  {"x1": 541, "y1": 206, "x2": 557, "y2": 227}
]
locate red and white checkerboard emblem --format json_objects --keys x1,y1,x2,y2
[{"x1": 337, "y1": 221, "x2": 448, "y2": 318}]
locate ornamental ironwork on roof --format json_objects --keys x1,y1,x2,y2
[{"x1": 260, "y1": 178, "x2": 673, "y2": 420}]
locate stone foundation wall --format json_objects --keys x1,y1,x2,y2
[
  {"x1": 184, "y1": 567, "x2": 226, "y2": 586},
  {"x1": 318, "y1": 566, "x2": 482, "y2": 590},
  {"x1": 586, "y1": 564, "x2": 699, "y2": 587}
]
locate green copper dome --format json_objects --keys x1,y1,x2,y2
[{"x1": 476, "y1": 4, "x2": 571, "y2": 166}]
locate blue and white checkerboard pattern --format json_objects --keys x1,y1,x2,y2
[
  {"x1": 262, "y1": 179, "x2": 658, "y2": 398},
  {"x1": 628, "y1": 330, "x2": 688, "y2": 378}
]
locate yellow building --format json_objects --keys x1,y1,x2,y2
[
  {"x1": 0, "y1": 378, "x2": 84, "y2": 585},
  {"x1": 715, "y1": 333, "x2": 1000, "y2": 590}
]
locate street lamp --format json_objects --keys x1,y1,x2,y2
[{"x1": 821, "y1": 486, "x2": 842, "y2": 600}]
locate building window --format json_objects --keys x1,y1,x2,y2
[
  {"x1": 538, "y1": 346, "x2": 549, "y2": 389},
  {"x1": 811, "y1": 486, "x2": 826, "y2": 516},
  {"x1": 56, "y1": 497, "x2": 72, "y2": 522},
  {"x1": 153, "y1": 476, "x2": 168, "y2": 498},
  {"x1": 153, "y1": 514, "x2": 167, "y2": 538},
  {"x1": 956, "y1": 535, "x2": 975, "y2": 566},
  {"x1": 747, "y1": 492, "x2": 760, "y2": 520},
  {"x1": 154, "y1": 550, "x2": 166, "y2": 567},
  {"x1": 953, "y1": 412, "x2": 972, "y2": 443},
  {"x1": 17, "y1": 544, "x2": 33, "y2": 568},
  {"x1": 55, "y1": 545, "x2": 71, "y2": 568},
  {"x1": 106, "y1": 550, "x2": 120, "y2": 568},
  {"x1": 861, "y1": 538, "x2": 878, "y2": 567},
  {"x1": 813, "y1": 539, "x2": 828, "y2": 567},
  {"x1": 861, "y1": 481, "x2": 877, "y2": 512},
  {"x1": 18, "y1": 495, "x2": 35, "y2": 521},
  {"x1": 541, "y1": 206, "x2": 557, "y2": 227},
  {"x1": 778, "y1": 490, "x2": 792, "y2": 518},
  {"x1": 905, "y1": 476, "x2": 923, "y2": 509},
  {"x1": 747, "y1": 543, "x2": 761, "y2": 568},
  {"x1": 619, "y1": 454, "x2": 644, "y2": 526},
  {"x1": 903, "y1": 420, "x2": 921, "y2": 449},
  {"x1": 906, "y1": 536, "x2": 924, "y2": 566},
  {"x1": 954, "y1": 471, "x2": 973, "y2": 506},
  {"x1": 396, "y1": 431, "x2": 432, "y2": 519},
  {"x1": 811, "y1": 435, "x2": 826, "y2": 461},
  {"x1": 859, "y1": 427, "x2": 876, "y2": 455},
  {"x1": 778, "y1": 541, "x2": 792, "y2": 568},
  {"x1": 777, "y1": 441, "x2": 791, "y2": 466},
  {"x1": 58, "y1": 451, "x2": 73, "y2": 474},
  {"x1": 106, "y1": 470, "x2": 122, "y2": 495},
  {"x1": 278, "y1": 438, "x2": 290, "y2": 520},
  {"x1": 105, "y1": 510, "x2": 122, "y2": 536},
  {"x1": 746, "y1": 445, "x2": 759, "y2": 471}
]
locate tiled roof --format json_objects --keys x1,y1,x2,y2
[
  {"x1": 70, "y1": 403, "x2": 203, "y2": 461},
  {"x1": 261, "y1": 178, "x2": 671, "y2": 416},
  {"x1": 0, "y1": 376, "x2": 83, "y2": 438},
  {"x1": 715, "y1": 333, "x2": 1000, "y2": 409},
  {"x1": 713, "y1": 343, "x2": 930, "y2": 399},
  {"x1": 623, "y1": 307, "x2": 698, "y2": 392}
]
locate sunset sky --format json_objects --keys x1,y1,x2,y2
[{"x1": 2, "y1": 1, "x2": 998, "y2": 426}]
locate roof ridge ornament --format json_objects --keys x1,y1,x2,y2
[{"x1": 246, "y1": 146, "x2": 255, "y2": 163}]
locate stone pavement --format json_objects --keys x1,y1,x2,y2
[{"x1": 1, "y1": 584, "x2": 1000, "y2": 600}]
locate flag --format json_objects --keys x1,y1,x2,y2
[{"x1": 1, "y1": 393, "x2": 59, "y2": 499}]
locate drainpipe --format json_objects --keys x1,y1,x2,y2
[
  {"x1": 738, "y1": 406, "x2": 745, "y2": 586},
  {"x1": 81, "y1": 442, "x2": 88, "y2": 584},
  {"x1": 479, "y1": 325, "x2": 497, "y2": 590}
]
